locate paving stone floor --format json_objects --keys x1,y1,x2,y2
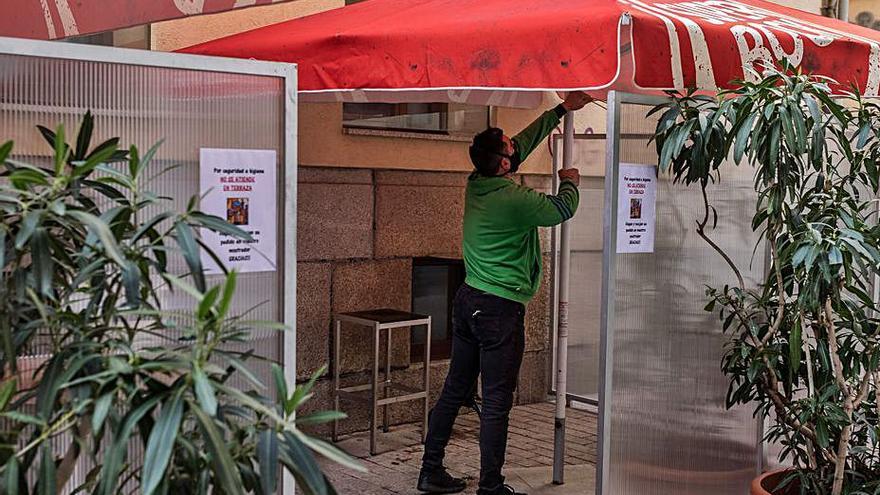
[{"x1": 320, "y1": 402, "x2": 597, "y2": 494}]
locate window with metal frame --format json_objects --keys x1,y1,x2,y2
[
  {"x1": 341, "y1": 0, "x2": 489, "y2": 136},
  {"x1": 411, "y1": 257, "x2": 465, "y2": 362},
  {"x1": 65, "y1": 25, "x2": 150, "y2": 49}
]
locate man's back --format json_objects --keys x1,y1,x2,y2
[{"x1": 462, "y1": 174, "x2": 578, "y2": 304}]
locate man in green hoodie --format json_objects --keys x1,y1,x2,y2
[{"x1": 417, "y1": 92, "x2": 591, "y2": 495}]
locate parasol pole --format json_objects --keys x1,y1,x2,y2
[{"x1": 552, "y1": 109, "x2": 575, "y2": 484}]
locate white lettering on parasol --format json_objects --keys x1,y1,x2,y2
[
  {"x1": 37, "y1": 0, "x2": 80, "y2": 39},
  {"x1": 730, "y1": 25, "x2": 774, "y2": 80},
  {"x1": 174, "y1": 0, "x2": 206, "y2": 15},
  {"x1": 646, "y1": 0, "x2": 880, "y2": 95},
  {"x1": 627, "y1": 0, "x2": 716, "y2": 88},
  {"x1": 53, "y1": 0, "x2": 79, "y2": 37},
  {"x1": 38, "y1": 0, "x2": 57, "y2": 39},
  {"x1": 621, "y1": 0, "x2": 685, "y2": 88}
]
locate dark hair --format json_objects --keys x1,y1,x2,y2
[{"x1": 469, "y1": 127, "x2": 506, "y2": 176}]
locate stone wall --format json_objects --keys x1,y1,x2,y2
[{"x1": 295, "y1": 166, "x2": 558, "y2": 436}]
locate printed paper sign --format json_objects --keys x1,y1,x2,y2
[
  {"x1": 616, "y1": 163, "x2": 657, "y2": 254},
  {"x1": 199, "y1": 148, "x2": 277, "y2": 273}
]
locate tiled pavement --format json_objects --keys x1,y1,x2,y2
[{"x1": 321, "y1": 402, "x2": 597, "y2": 494}]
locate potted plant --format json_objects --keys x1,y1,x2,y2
[
  {"x1": 0, "y1": 114, "x2": 360, "y2": 494},
  {"x1": 652, "y1": 67, "x2": 880, "y2": 495}
]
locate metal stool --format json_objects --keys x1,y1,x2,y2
[{"x1": 332, "y1": 309, "x2": 431, "y2": 455}]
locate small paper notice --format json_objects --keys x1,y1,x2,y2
[
  {"x1": 199, "y1": 148, "x2": 277, "y2": 273},
  {"x1": 616, "y1": 163, "x2": 657, "y2": 254}
]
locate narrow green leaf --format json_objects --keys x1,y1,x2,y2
[
  {"x1": 9, "y1": 168, "x2": 49, "y2": 189},
  {"x1": 94, "y1": 164, "x2": 134, "y2": 190},
  {"x1": 91, "y1": 393, "x2": 114, "y2": 434},
  {"x1": 218, "y1": 270, "x2": 237, "y2": 320},
  {"x1": 293, "y1": 431, "x2": 365, "y2": 473},
  {"x1": 196, "y1": 236, "x2": 230, "y2": 276},
  {"x1": 0, "y1": 379, "x2": 16, "y2": 411},
  {"x1": 35, "y1": 125, "x2": 56, "y2": 150},
  {"x1": 121, "y1": 261, "x2": 141, "y2": 307},
  {"x1": 2, "y1": 411, "x2": 44, "y2": 426},
  {"x1": 190, "y1": 212, "x2": 252, "y2": 240},
  {"x1": 74, "y1": 111, "x2": 94, "y2": 159},
  {"x1": 856, "y1": 121, "x2": 871, "y2": 149},
  {"x1": 655, "y1": 105, "x2": 680, "y2": 134},
  {"x1": 191, "y1": 403, "x2": 245, "y2": 495},
  {"x1": 137, "y1": 140, "x2": 164, "y2": 178},
  {"x1": 272, "y1": 363, "x2": 288, "y2": 406},
  {"x1": 791, "y1": 244, "x2": 811, "y2": 268},
  {"x1": 86, "y1": 137, "x2": 122, "y2": 162},
  {"x1": 769, "y1": 122, "x2": 780, "y2": 163},
  {"x1": 816, "y1": 419, "x2": 830, "y2": 448},
  {"x1": 280, "y1": 431, "x2": 328, "y2": 495},
  {"x1": 789, "y1": 320, "x2": 802, "y2": 385},
  {"x1": 80, "y1": 179, "x2": 127, "y2": 202},
  {"x1": 37, "y1": 445, "x2": 56, "y2": 495},
  {"x1": 48, "y1": 199, "x2": 66, "y2": 216},
  {"x1": 222, "y1": 353, "x2": 265, "y2": 390},
  {"x1": 72, "y1": 142, "x2": 116, "y2": 179},
  {"x1": 34, "y1": 356, "x2": 64, "y2": 420},
  {"x1": 779, "y1": 105, "x2": 796, "y2": 152},
  {"x1": 175, "y1": 221, "x2": 205, "y2": 292},
  {"x1": 193, "y1": 364, "x2": 218, "y2": 416},
  {"x1": 98, "y1": 395, "x2": 163, "y2": 495},
  {"x1": 0, "y1": 229, "x2": 6, "y2": 270},
  {"x1": 258, "y1": 430, "x2": 279, "y2": 495},
  {"x1": 67, "y1": 210, "x2": 126, "y2": 266},
  {"x1": 828, "y1": 246, "x2": 843, "y2": 266},
  {"x1": 53, "y1": 124, "x2": 66, "y2": 175},
  {"x1": 31, "y1": 228, "x2": 53, "y2": 296},
  {"x1": 791, "y1": 103, "x2": 807, "y2": 150},
  {"x1": 163, "y1": 273, "x2": 205, "y2": 302},
  {"x1": 289, "y1": 366, "x2": 326, "y2": 413},
  {"x1": 734, "y1": 113, "x2": 757, "y2": 164},
  {"x1": 4, "y1": 456, "x2": 19, "y2": 495},
  {"x1": 131, "y1": 212, "x2": 174, "y2": 244},
  {"x1": 197, "y1": 286, "x2": 221, "y2": 320},
  {"x1": 128, "y1": 145, "x2": 140, "y2": 181},
  {"x1": 142, "y1": 390, "x2": 185, "y2": 495},
  {"x1": 295, "y1": 411, "x2": 347, "y2": 426},
  {"x1": 15, "y1": 210, "x2": 41, "y2": 250},
  {"x1": 0, "y1": 140, "x2": 13, "y2": 164}
]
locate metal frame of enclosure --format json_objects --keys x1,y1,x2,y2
[
  {"x1": 596, "y1": 91, "x2": 763, "y2": 495},
  {"x1": 0, "y1": 36, "x2": 298, "y2": 493},
  {"x1": 549, "y1": 91, "x2": 765, "y2": 494}
]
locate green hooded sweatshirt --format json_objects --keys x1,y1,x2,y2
[{"x1": 463, "y1": 106, "x2": 580, "y2": 304}]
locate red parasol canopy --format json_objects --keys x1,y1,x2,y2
[
  {"x1": 182, "y1": 0, "x2": 880, "y2": 105},
  {"x1": 0, "y1": 0, "x2": 301, "y2": 41}
]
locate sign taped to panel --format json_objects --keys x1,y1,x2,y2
[
  {"x1": 199, "y1": 148, "x2": 277, "y2": 273},
  {"x1": 616, "y1": 163, "x2": 657, "y2": 254}
]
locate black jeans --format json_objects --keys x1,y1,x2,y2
[{"x1": 422, "y1": 284, "x2": 526, "y2": 491}]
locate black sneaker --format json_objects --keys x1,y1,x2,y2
[
  {"x1": 417, "y1": 468, "x2": 467, "y2": 494},
  {"x1": 476, "y1": 484, "x2": 526, "y2": 495}
]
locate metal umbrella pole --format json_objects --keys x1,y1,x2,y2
[{"x1": 552, "y1": 110, "x2": 575, "y2": 484}]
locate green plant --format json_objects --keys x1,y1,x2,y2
[
  {"x1": 0, "y1": 113, "x2": 360, "y2": 494},
  {"x1": 652, "y1": 67, "x2": 880, "y2": 495}
]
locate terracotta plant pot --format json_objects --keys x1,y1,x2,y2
[{"x1": 751, "y1": 470, "x2": 800, "y2": 495}]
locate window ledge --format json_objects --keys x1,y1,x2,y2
[{"x1": 343, "y1": 126, "x2": 474, "y2": 143}]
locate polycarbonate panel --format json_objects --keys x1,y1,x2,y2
[
  {"x1": 549, "y1": 135, "x2": 607, "y2": 403},
  {"x1": 0, "y1": 52, "x2": 287, "y2": 493},
  {"x1": 603, "y1": 96, "x2": 761, "y2": 495}
]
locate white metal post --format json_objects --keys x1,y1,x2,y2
[{"x1": 552, "y1": 111, "x2": 575, "y2": 484}]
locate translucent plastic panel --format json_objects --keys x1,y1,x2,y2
[
  {"x1": 604, "y1": 98, "x2": 761, "y2": 495},
  {"x1": 0, "y1": 52, "x2": 286, "y2": 493}
]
